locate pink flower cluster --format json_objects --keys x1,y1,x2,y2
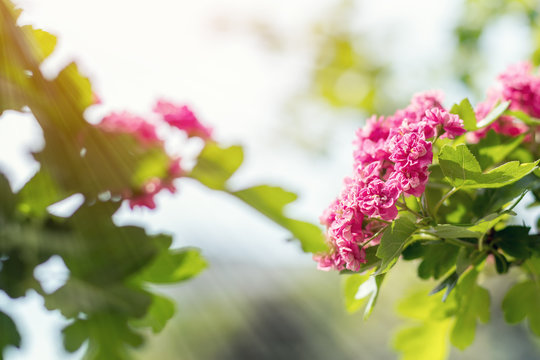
[
  {"x1": 97, "y1": 99, "x2": 211, "y2": 210},
  {"x1": 153, "y1": 100, "x2": 213, "y2": 140},
  {"x1": 315, "y1": 91, "x2": 466, "y2": 272},
  {"x1": 472, "y1": 62, "x2": 540, "y2": 140},
  {"x1": 99, "y1": 112, "x2": 161, "y2": 146}
]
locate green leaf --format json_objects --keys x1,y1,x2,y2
[
  {"x1": 0, "y1": 311, "x2": 21, "y2": 356},
  {"x1": 375, "y1": 215, "x2": 417, "y2": 273},
  {"x1": 450, "y1": 269, "x2": 490, "y2": 350},
  {"x1": 430, "y1": 271, "x2": 459, "y2": 301},
  {"x1": 450, "y1": 98, "x2": 477, "y2": 131},
  {"x1": 342, "y1": 270, "x2": 385, "y2": 319},
  {"x1": 493, "y1": 252, "x2": 509, "y2": 274},
  {"x1": 34, "y1": 127, "x2": 172, "y2": 201},
  {"x1": 54, "y1": 62, "x2": 94, "y2": 112},
  {"x1": 0, "y1": 172, "x2": 16, "y2": 218},
  {"x1": 44, "y1": 277, "x2": 152, "y2": 319},
  {"x1": 469, "y1": 130, "x2": 525, "y2": 169},
  {"x1": 190, "y1": 142, "x2": 243, "y2": 190},
  {"x1": 505, "y1": 109, "x2": 540, "y2": 125},
  {"x1": 233, "y1": 185, "x2": 328, "y2": 253},
  {"x1": 439, "y1": 144, "x2": 539, "y2": 189},
  {"x1": 495, "y1": 226, "x2": 539, "y2": 259},
  {"x1": 401, "y1": 242, "x2": 425, "y2": 260},
  {"x1": 17, "y1": 168, "x2": 72, "y2": 218},
  {"x1": 62, "y1": 314, "x2": 144, "y2": 359},
  {"x1": 63, "y1": 203, "x2": 159, "y2": 283},
  {"x1": 362, "y1": 273, "x2": 385, "y2": 319},
  {"x1": 430, "y1": 211, "x2": 510, "y2": 240},
  {"x1": 456, "y1": 247, "x2": 477, "y2": 275},
  {"x1": 473, "y1": 174, "x2": 540, "y2": 217},
  {"x1": 22, "y1": 26, "x2": 57, "y2": 61},
  {"x1": 394, "y1": 289, "x2": 452, "y2": 360},
  {"x1": 430, "y1": 224, "x2": 482, "y2": 239},
  {"x1": 130, "y1": 294, "x2": 175, "y2": 333},
  {"x1": 394, "y1": 321, "x2": 451, "y2": 360},
  {"x1": 63, "y1": 320, "x2": 87, "y2": 353},
  {"x1": 136, "y1": 248, "x2": 207, "y2": 284},
  {"x1": 343, "y1": 273, "x2": 371, "y2": 313},
  {"x1": 0, "y1": 249, "x2": 43, "y2": 298},
  {"x1": 502, "y1": 280, "x2": 540, "y2": 337},
  {"x1": 476, "y1": 101, "x2": 510, "y2": 128},
  {"x1": 418, "y1": 243, "x2": 459, "y2": 280}
]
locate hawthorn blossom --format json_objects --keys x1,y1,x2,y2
[
  {"x1": 423, "y1": 108, "x2": 466, "y2": 139},
  {"x1": 388, "y1": 166, "x2": 429, "y2": 197},
  {"x1": 97, "y1": 109, "x2": 187, "y2": 211},
  {"x1": 498, "y1": 62, "x2": 540, "y2": 118},
  {"x1": 99, "y1": 111, "x2": 160, "y2": 145},
  {"x1": 315, "y1": 91, "x2": 461, "y2": 272},
  {"x1": 470, "y1": 62, "x2": 540, "y2": 141},
  {"x1": 153, "y1": 100, "x2": 213, "y2": 140},
  {"x1": 358, "y1": 179, "x2": 400, "y2": 221},
  {"x1": 128, "y1": 179, "x2": 162, "y2": 210},
  {"x1": 388, "y1": 132, "x2": 433, "y2": 170}
]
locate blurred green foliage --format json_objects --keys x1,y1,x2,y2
[{"x1": 0, "y1": 1, "x2": 328, "y2": 358}]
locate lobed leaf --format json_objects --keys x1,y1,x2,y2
[
  {"x1": 418, "y1": 243, "x2": 459, "y2": 280},
  {"x1": 190, "y1": 142, "x2": 244, "y2": 190},
  {"x1": 502, "y1": 279, "x2": 540, "y2": 337},
  {"x1": 394, "y1": 289, "x2": 453, "y2": 360},
  {"x1": 469, "y1": 130, "x2": 525, "y2": 169},
  {"x1": 130, "y1": 294, "x2": 176, "y2": 333},
  {"x1": 343, "y1": 273, "x2": 371, "y2": 313},
  {"x1": 375, "y1": 215, "x2": 417, "y2": 274},
  {"x1": 233, "y1": 185, "x2": 328, "y2": 253},
  {"x1": 136, "y1": 248, "x2": 207, "y2": 284},
  {"x1": 450, "y1": 98, "x2": 477, "y2": 131},
  {"x1": 439, "y1": 144, "x2": 539, "y2": 189},
  {"x1": 449, "y1": 269, "x2": 490, "y2": 350}
]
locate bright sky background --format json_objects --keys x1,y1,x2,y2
[{"x1": 0, "y1": 0, "x2": 534, "y2": 359}]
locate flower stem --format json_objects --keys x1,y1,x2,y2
[
  {"x1": 433, "y1": 187, "x2": 459, "y2": 219},
  {"x1": 362, "y1": 227, "x2": 386, "y2": 246},
  {"x1": 396, "y1": 201, "x2": 423, "y2": 219}
]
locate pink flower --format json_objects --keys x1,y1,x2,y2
[
  {"x1": 168, "y1": 157, "x2": 184, "y2": 179},
  {"x1": 423, "y1": 108, "x2": 466, "y2": 139},
  {"x1": 409, "y1": 90, "x2": 444, "y2": 112},
  {"x1": 354, "y1": 161, "x2": 384, "y2": 184},
  {"x1": 313, "y1": 253, "x2": 337, "y2": 271},
  {"x1": 388, "y1": 166, "x2": 429, "y2": 197},
  {"x1": 358, "y1": 179, "x2": 400, "y2": 221},
  {"x1": 99, "y1": 112, "x2": 160, "y2": 145},
  {"x1": 154, "y1": 100, "x2": 213, "y2": 140},
  {"x1": 335, "y1": 238, "x2": 366, "y2": 271},
  {"x1": 320, "y1": 198, "x2": 339, "y2": 227},
  {"x1": 314, "y1": 252, "x2": 347, "y2": 271},
  {"x1": 128, "y1": 179, "x2": 162, "y2": 210},
  {"x1": 388, "y1": 132, "x2": 433, "y2": 170},
  {"x1": 498, "y1": 62, "x2": 540, "y2": 117},
  {"x1": 470, "y1": 90, "x2": 529, "y2": 142}
]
